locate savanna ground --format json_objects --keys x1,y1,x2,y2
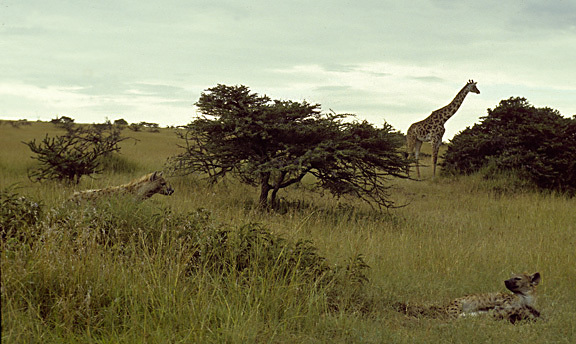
[{"x1": 1, "y1": 121, "x2": 575, "y2": 343}]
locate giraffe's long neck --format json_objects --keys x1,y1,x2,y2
[{"x1": 436, "y1": 84, "x2": 471, "y2": 123}]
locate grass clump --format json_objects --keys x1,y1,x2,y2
[
  {"x1": 98, "y1": 153, "x2": 141, "y2": 174},
  {"x1": 2, "y1": 190, "x2": 373, "y2": 343},
  {"x1": 1, "y1": 185, "x2": 43, "y2": 242}
]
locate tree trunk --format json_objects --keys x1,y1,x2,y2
[
  {"x1": 270, "y1": 171, "x2": 286, "y2": 208},
  {"x1": 270, "y1": 187, "x2": 279, "y2": 208},
  {"x1": 258, "y1": 172, "x2": 271, "y2": 208}
]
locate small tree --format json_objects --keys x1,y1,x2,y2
[
  {"x1": 170, "y1": 84, "x2": 408, "y2": 208},
  {"x1": 128, "y1": 123, "x2": 142, "y2": 132},
  {"x1": 25, "y1": 123, "x2": 128, "y2": 184},
  {"x1": 442, "y1": 97, "x2": 576, "y2": 195},
  {"x1": 139, "y1": 122, "x2": 161, "y2": 132},
  {"x1": 114, "y1": 118, "x2": 128, "y2": 126},
  {"x1": 50, "y1": 116, "x2": 75, "y2": 129}
]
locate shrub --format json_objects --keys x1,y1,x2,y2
[
  {"x1": 186, "y1": 222, "x2": 333, "y2": 284},
  {"x1": 113, "y1": 118, "x2": 128, "y2": 126},
  {"x1": 46, "y1": 197, "x2": 174, "y2": 248},
  {"x1": 442, "y1": 97, "x2": 576, "y2": 195},
  {"x1": 127, "y1": 123, "x2": 142, "y2": 132},
  {"x1": 184, "y1": 220, "x2": 372, "y2": 312},
  {"x1": 138, "y1": 122, "x2": 160, "y2": 132},
  {"x1": 4, "y1": 201, "x2": 374, "y2": 339},
  {"x1": 47, "y1": 202, "x2": 372, "y2": 313},
  {"x1": 0, "y1": 186, "x2": 43, "y2": 241},
  {"x1": 24, "y1": 122, "x2": 128, "y2": 184},
  {"x1": 3, "y1": 119, "x2": 31, "y2": 128},
  {"x1": 50, "y1": 116, "x2": 75, "y2": 130}
]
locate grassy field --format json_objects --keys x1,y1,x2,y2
[{"x1": 2, "y1": 121, "x2": 575, "y2": 343}]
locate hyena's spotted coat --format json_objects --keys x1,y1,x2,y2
[
  {"x1": 395, "y1": 272, "x2": 541, "y2": 324},
  {"x1": 71, "y1": 171, "x2": 174, "y2": 202}
]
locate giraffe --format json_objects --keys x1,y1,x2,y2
[{"x1": 406, "y1": 80, "x2": 480, "y2": 178}]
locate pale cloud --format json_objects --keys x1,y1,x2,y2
[
  {"x1": 1, "y1": 0, "x2": 574, "y2": 138},
  {"x1": 267, "y1": 62, "x2": 487, "y2": 133},
  {"x1": 0, "y1": 81, "x2": 195, "y2": 125},
  {"x1": 0, "y1": 83, "x2": 95, "y2": 108}
]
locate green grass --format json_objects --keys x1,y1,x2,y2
[{"x1": 2, "y1": 121, "x2": 576, "y2": 343}]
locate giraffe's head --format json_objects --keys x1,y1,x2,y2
[{"x1": 467, "y1": 80, "x2": 480, "y2": 94}]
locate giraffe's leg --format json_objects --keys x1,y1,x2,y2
[
  {"x1": 413, "y1": 140, "x2": 423, "y2": 179},
  {"x1": 431, "y1": 139, "x2": 441, "y2": 177},
  {"x1": 406, "y1": 136, "x2": 414, "y2": 177}
]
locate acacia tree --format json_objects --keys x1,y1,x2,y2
[{"x1": 170, "y1": 84, "x2": 409, "y2": 208}]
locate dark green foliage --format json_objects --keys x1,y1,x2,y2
[
  {"x1": 47, "y1": 199, "x2": 190, "y2": 248},
  {"x1": 170, "y1": 84, "x2": 408, "y2": 208},
  {"x1": 187, "y1": 222, "x2": 333, "y2": 284},
  {"x1": 185, "y1": 221, "x2": 373, "y2": 314},
  {"x1": 138, "y1": 122, "x2": 160, "y2": 132},
  {"x1": 49, "y1": 201, "x2": 357, "y2": 290},
  {"x1": 127, "y1": 123, "x2": 142, "y2": 131},
  {"x1": 113, "y1": 118, "x2": 128, "y2": 126},
  {"x1": 50, "y1": 116, "x2": 75, "y2": 130},
  {"x1": 3, "y1": 119, "x2": 31, "y2": 128},
  {"x1": 0, "y1": 186, "x2": 43, "y2": 241},
  {"x1": 24, "y1": 122, "x2": 128, "y2": 184},
  {"x1": 442, "y1": 97, "x2": 576, "y2": 195},
  {"x1": 36, "y1": 203, "x2": 371, "y2": 325}
]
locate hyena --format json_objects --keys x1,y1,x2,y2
[
  {"x1": 395, "y1": 272, "x2": 541, "y2": 324},
  {"x1": 71, "y1": 171, "x2": 174, "y2": 202}
]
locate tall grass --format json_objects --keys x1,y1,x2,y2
[{"x1": 2, "y1": 121, "x2": 575, "y2": 343}]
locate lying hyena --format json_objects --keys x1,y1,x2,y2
[
  {"x1": 71, "y1": 171, "x2": 174, "y2": 202},
  {"x1": 395, "y1": 272, "x2": 541, "y2": 324}
]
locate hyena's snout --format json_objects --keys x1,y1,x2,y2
[{"x1": 164, "y1": 185, "x2": 175, "y2": 195}]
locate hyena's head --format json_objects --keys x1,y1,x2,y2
[
  {"x1": 141, "y1": 171, "x2": 174, "y2": 198},
  {"x1": 505, "y1": 272, "x2": 541, "y2": 296}
]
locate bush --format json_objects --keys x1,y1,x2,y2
[
  {"x1": 442, "y1": 97, "x2": 576, "y2": 195},
  {"x1": 0, "y1": 186, "x2": 43, "y2": 241},
  {"x1": 127, "y1": 123, "x2": 142, "y2": 132},
  {"x1": 4, "y1": 201, "x2": 374, "y2": 339},
  {"x1": 46, "y1": 202, "x2": 372, "y2": 313},
  {"x1": 138, "y1": 122, "x2": 160, "y2": 132},
  {"x1": 113, "y1": 118, "x2": 128, "y2": 126},
  {"x1": 24, "y1": 122, "x2": 128, "y2": 184},
  {"x1": 187, "y1": 222, "x2": 332, "y2": 282},
  {"x1": 184, "y1": 220, "x2": 372, "y2": 313},
  {"x1": 50, "y1": 116, "x2": 75, "y2": 130}
]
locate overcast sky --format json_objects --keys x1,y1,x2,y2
[{"x1": 1, "y1": 0, "x2": 575, "y2": 139}]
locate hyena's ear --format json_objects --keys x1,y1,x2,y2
[
  {"x1": 531, "y1": 272, "x2": 541, "y2": 286},
  {"x1": 150, "y1": 171, "x2": 162, "y2": 181}
]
